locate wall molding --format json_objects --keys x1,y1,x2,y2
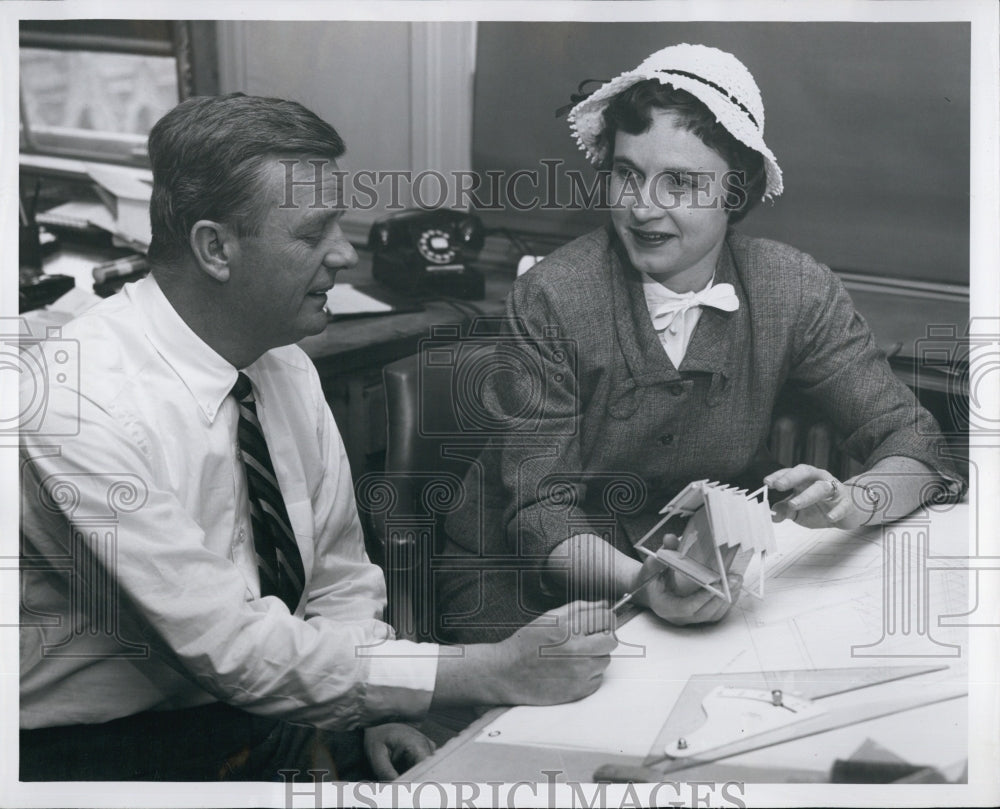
[
  {"x1": 408, "y1": 21, "x2": 476, "y2": 206},
  {"x1": 215, "y1": 20, "x2": 248, "y2": 94},
  {"x1": 340, "y1": 22, "x2": 477, "y2": 240},
  {"x1": 836, "y1": 270, "x2": 969, "y2": 302},
  {"x1": 213, "y1": 21, "x2": 476, "y2": 240}
]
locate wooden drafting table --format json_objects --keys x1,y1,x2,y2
[{"x1": 405, "y1": 501, "x2": 974, "y2": 784}]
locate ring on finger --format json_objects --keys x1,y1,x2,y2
[{"x1": 825, "y1": 478, "x2": 839, "y2": 500}]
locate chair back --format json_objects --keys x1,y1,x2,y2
[
  {"x1": 361, "y1": 350, "x2": 478, "y2": 641},
  {"x1": 769, "y1": 388, "x2": 860, "y2": 481}
]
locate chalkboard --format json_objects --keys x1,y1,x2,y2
[{"x1": 472, "y1": 22, "x2": 970, "y2": 285}]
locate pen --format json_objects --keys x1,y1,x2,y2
[
  {"x1": 612, "y1": 546, "x2": 670, "y2": 611},
  {"x1": 611, "y1": 583, "x2": 648, "y2": 612}
]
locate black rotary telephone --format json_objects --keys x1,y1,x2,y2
[{"x1": 368, "y1": 209, "x2": 486, "y2": 300}]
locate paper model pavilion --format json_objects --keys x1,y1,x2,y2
[{"x1": 635, "y1": 480, "x2": 777, "y2": 602}]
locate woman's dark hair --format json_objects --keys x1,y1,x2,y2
[
  {"x1": 147, "y1": 93, "x2": 346, "y2": 263},
  {"x1": 599, "y1": 80, "x2": 766, "y2": 223}
]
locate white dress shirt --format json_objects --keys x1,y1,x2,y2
[{"x1": 20, "y1": 275, "x2": 438, "y2": 730}]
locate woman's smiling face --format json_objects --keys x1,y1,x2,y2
[{"x1": 609, "y1": 109, "x2": 733, "y2": 292}]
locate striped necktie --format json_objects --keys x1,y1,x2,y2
[{"x1": 231, "y1": 372, "x2": 305, "y2": 612}]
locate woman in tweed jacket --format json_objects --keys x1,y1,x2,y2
[{"x1": 435, "y1": 45, "x2": 962, "y2": 643}]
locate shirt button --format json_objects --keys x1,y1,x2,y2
[
  {"x1": 668, "y1": 383, "x2": 684, "y2": 396},
  {"x1": 658, "y1": 434, "x2": 674, "y2": 446},
  {"x1": 237, "y1": 528, "x2": 247, "y2": 545}
]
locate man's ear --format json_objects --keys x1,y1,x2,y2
[{"x1": 189, "y1": 220, "x2": 234, "y2": 282}]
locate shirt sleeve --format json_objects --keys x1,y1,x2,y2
[
  {"x1": 300, "y1": 363, "x2": 439, "y2": 716},
  {"x1": 20, "y1": 372, "x2": 437, "y2": 731},
  {"x1": 787, "y1": 257, "x2": 965, "y2": 493}
]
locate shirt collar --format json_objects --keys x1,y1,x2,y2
[{"x1": 127, "y1": 274, "x2": 239, "y2": 423}]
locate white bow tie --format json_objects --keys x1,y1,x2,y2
[{"x1": 650, "y1": 283, "x2": 739, "y2": 335}]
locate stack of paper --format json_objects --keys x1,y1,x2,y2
[{"x1": 87, "y1": 165, "x2": 152, "y2": 251}]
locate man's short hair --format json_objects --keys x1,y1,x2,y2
[{"x1": 147, "y1": 93, "x2": 346, "y2": 263}]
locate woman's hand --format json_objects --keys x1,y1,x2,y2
[
  {"x1": 634, "y1": 535, "x2": 742, "y2": 625},
  {"x1": 363, "y1": 723, "x2": 436, "y2": 780},
  {"x1": 765, "y1": 464, "x2": 871, "y2": 529}
]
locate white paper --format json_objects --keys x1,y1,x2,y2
[
  {"x1": 324, "y1": 283, "x2": 394, "y2": 316},
  {"x1": 476, "y1": 507, "x2": 970, "y2": 758}
]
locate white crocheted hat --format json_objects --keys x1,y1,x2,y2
[{"x1": 567, "y1": 43, "x2": 783, "y2": 199}]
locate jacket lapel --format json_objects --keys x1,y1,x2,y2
[
  {"x1": 609, "y1": 232, "x2": 682, "y2": 384},
  {"x1": 610, "y1": 229, "x2": 745, "y2": 387},
  {"x1": 678, "y1": 236, "x2": 743, "y2": 381}
]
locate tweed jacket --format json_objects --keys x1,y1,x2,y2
[{"x1": 437, "y1": 226, "x2": 956, "y2": 639}]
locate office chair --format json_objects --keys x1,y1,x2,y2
[
  {"x1": 368, "y1": 352, "x2": 851, "y2": 641},
  {"x1": 358, "y1": 349, "x2": 478, "y2": 641}
]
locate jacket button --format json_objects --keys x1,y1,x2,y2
[
  {"x1": 669, "y1": 383, "x2": 684, "y2": 396},
  {"x1": 658, "y1": 434, "x2": 674, "y2": 446}
]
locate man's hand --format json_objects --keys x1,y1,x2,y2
[
  {"x1": 490, "y1": 600, "x2": 618, "y2": 705},
  {"x1": 432, "y1": 600, "x2": 617, "y2": 709},
  {"x1": 363, "y1": 723, "x2": 436, "y2": 780}
]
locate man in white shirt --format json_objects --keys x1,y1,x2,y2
[{"x1": 19, "y1": 93, "x2": 616, "y2": 781}]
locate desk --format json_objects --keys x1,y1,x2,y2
[{"x1": 406, "y1": 503, "x2": 972, "y2": 784}]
